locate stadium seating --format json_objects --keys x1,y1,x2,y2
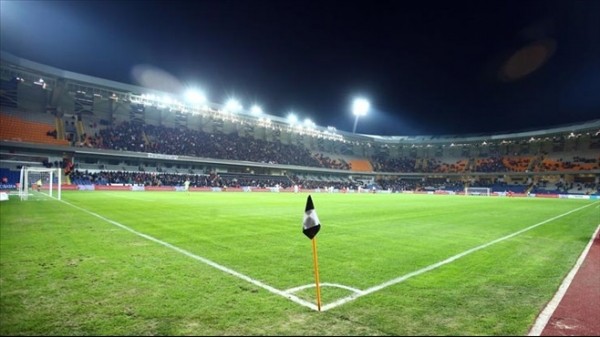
[
  {"x1": 0, "y1": 168, "x2": 20, "y2": 186},
  {"x1": 1, "y1": 54, "x2": 599, "y2": 202},
  {"x1": 371, "y1": 156, "x2": 416, "y2": 172},
  {"x1": 0, "y1": 114, "x2": 69, "y2": 146},
  {"x1": 69, "y1": 170, "x2": 300, "y2": 188},
  {"x1": 502, "y1": 156, "x2": 531, "y2": 172},
  {"x1": 348, "y1": 159, "x2": 373, "y2": 172},
  {"x1": 77, "y1": 121, "x2": 355, "y2": 170},
  {"x1": 474, "y1": 157, "x2": 509, "y2": 172},
  {"x1": 540, "y1": 154, "x2": 599, "y2": 172}
]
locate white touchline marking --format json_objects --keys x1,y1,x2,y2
[
  {"x1": 527, "y1": 224, "x2": 600, "y2": 336},
  {"x1": 321, "y1": 202, "x2": 599, "y2": 312},
  {"x1": 57, "y1": 196, "x2": 597, "y2": 313},
  {"x1": 58, "y1": 199, "x2": 318, "y2": 311}
]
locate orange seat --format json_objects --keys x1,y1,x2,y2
[
  {"x1": 349, "y1": 159, "x2": 374, "y2": 172},
  {"x1": 0, "y1": 113, "x2": 69, "y2": 146}
]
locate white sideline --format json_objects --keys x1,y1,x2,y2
[
  {"x1": 58, "y1": 199, "x2": 318, "y2": 311},
  {"x1": 321, "y1": 202, "x2": 599, "y2": 311},
  {"x1": 57, "y1": 197, "x2": 597, "y2": 313},
  {"x1": 527, "y1": 224, "x2": 600, "y2": 336}
]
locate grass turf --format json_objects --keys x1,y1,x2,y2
[{"x1": 1, "y1": 191, "x2": 598, "y2": 335}]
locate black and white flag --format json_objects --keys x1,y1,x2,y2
[{"x1": 302, "y1": 195, "x2": 321, "y2": 239}]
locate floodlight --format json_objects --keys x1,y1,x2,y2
[
  {"x1": 185, "y1": 89, "x2": 206, "y2": 104},
  {"x1": 225, "y1": 98, "x2": 242, "y2": 113},
  {"x1": 351, "y1": 97, "x2": 370, "y2": 133},
  {"x1": 250, "y1": 105, "x2": 263, "y2": 115},
  {"x1": 304, "y1": 118, "x2": 315, "y2": 128},
  {"x1": 287, "y1": 113, "x2": 298, "y2": 125},
  {"x1": 352, "y1": 98, "x2": 370, "y2": 117}
]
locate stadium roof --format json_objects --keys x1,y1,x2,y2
[
  {"x1": 1, "y1": 0, "x2": 599, "y2": 136},
  {"x1": 2, "y1": 50, "x2": 598, "y2": 145}
]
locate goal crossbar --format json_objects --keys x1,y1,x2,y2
[{"x1": 464, "y1": 187, "x2": 491, "y2": 196}]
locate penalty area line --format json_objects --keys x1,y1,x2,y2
[
  {"x1": 322, "y1": 201, "x2": 599, "y2": 312},
  {"x1": 58, "y1": 199, "x2": 318, "y2": 311}
]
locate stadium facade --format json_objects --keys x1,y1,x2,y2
[{"x1": 1, "y1": 51, "x2": 599, "y2": 196}]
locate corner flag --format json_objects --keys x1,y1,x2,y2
[
  {"x1": 303, "y1": 195, "x2": 321, "y2": 239},
  {"x1": 302, "y1": 195, "x2": 322, "y2": 311}
]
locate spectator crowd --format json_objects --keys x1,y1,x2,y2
[{"x1": 83, "y1": 121, "x2": 351, "y2": 170}]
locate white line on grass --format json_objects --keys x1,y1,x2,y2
[
  {"x1": 321, "y1": 202, "x2": 599, "y2": 311},
  {"x1": 285, "y1": 283, "x2": 363, "y2": 294},
  {"x1": 58, "y1": 199, "x2": 318, "y2": 311},
  {"x1": 57, "y1": 196, "x2": 597, "y2": 313},
  {"x1": 527, "y1": 224, "x2": 600, "y2": 336}
]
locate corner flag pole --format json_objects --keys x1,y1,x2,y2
[
  {"x1": 311, "y1": 237, "x2": 322, "y2": 311},
  {"x1": 303, "y1": 195, "x2": 323, "y2": 311}
]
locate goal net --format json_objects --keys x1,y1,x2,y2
[
  {"x1": 18, "y1": 167, "x2": 61, "y2": 201},
  {"x1": 464, "y1": 187, "x2": 491, "y2": 196}
]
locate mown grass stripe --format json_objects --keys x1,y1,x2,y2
[
  {"x1": 322, "y1": 202, "x2": 598, "y2": 311},
  {"x1": 58, "y1": 198, "x2": 318, "y2": 311}
]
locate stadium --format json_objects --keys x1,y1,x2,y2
[
  {"x1": 1, "y1": 1, "x2": 600, "y2": 334},
  {"x1": 1, "y1": 49, "x2": 599, "y2": 336}
]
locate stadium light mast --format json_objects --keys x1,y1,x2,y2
[{"x1": 352, "y1": 97, "x2": 370, "y2": 134}]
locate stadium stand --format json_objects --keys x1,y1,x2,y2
[
  {"x1": 0, "y1": 114, "x2": 69, "y2": 146},
  {"x1": 69, "y1": 170, "x2": 299, "y2": 189},
  {"x1": 88, "y1": 121, "x2": 350, "y2": 168},
  {"x1": 348, "y1": 159, "x2": 373, "y2": 172},
  {"x1": 0, "y1": 168, "x2": 20, "y2": 188},
  {"x1": 502, "y1": 156, "x2": 531, "y2": 172},
  {"x1": 371, "y1": 156, "x2": 416, "y2": 172},
  {"x1": 474, "y1": 157, "x2": 509, "y2": 172},
  {"x1": 540, "y1": 153, "x2": 599, "y2": 172},
  {"x1": 1, "y1": 52, "x2": 598, "y2": 196}
]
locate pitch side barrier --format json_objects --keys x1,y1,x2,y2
[
  {"x1": 409, "y1": 190, "x2": 599, "y2": 200},
  {"x1": 44, "y1": 184, "x2": 600, "y2": 201},
  {"x1": 70, "y1": 184, "x2": 290, "y2": 193}
]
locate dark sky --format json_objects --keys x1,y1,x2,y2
[{"x1": 1, "y1": 0, "x2": 599, "y2": 136}]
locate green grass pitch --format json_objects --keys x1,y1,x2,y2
[{"x1": 1, "y1": 191, "x2": 598, "y2": 335}]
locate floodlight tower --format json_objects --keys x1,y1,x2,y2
[{"x1": 352, "y1": 97, "x2": 370, "y2": 134}]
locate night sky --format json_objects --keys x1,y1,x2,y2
[{"x1": 1, "y1": 0, "x2": 599, "y2": 136}]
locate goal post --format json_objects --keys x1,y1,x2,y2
[
  {"x1": 19, "y1": 166, "x2": 62, "y2": 201},
  {"x1": 464, "y1": 187, "x2": 491, "y2": 196}
]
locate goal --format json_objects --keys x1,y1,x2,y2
[
  {"x1": 464, "y1": 187, "x2": 491, "y2": 196},
  {"x1": 18, "y1": 167, "x2": 61, "y2": 201}
]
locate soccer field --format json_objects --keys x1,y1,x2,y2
[{"x1": 1, "y1": 191, "x2": 598, "y2": 335}]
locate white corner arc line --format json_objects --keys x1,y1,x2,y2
[
  {"x1": 58, "y1": 199, "x2": 317, "y2": 311},
  {"x1": 56, "y1": 196, "x2": 597, "y2": 313},
  {"x1": 527, "y1": 224, "x2": 600, "y2": 336},
  {"x1": 285, "y1": 283, "x2": 363, "y2": 294},
  {"x1": 322, "y1": 202, "x2": 599, "y2": 312}
]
